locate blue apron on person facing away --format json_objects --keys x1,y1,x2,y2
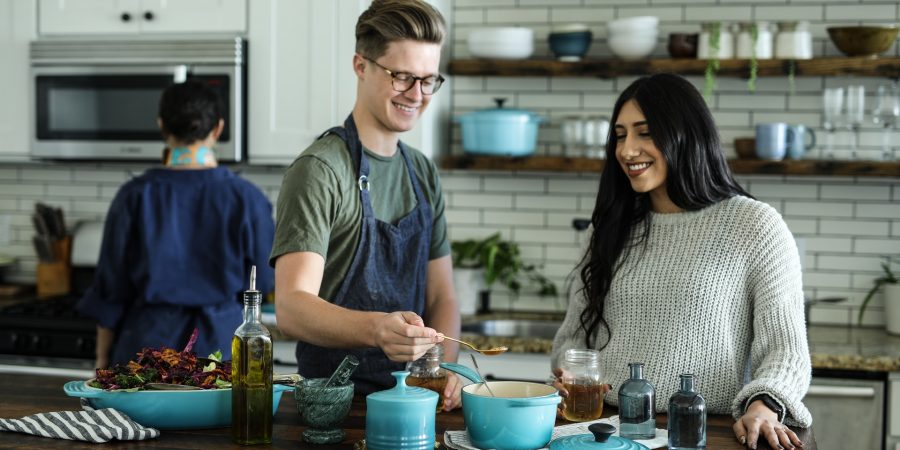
[{"x1": 295, "y1": 114, "x2": 433, "y2": 395}]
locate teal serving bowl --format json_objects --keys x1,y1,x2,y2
[{"x1": 64, "y1": 380, "x2": 293, "y2": 429}]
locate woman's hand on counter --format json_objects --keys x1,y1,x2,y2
[
  {"x1": 734, "y1": 400, "x2": 803, "y2": 450},
  {"x1": 442, "y1": 373, "x2": 462, "y2": 411}
]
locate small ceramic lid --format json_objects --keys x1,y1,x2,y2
[
  {"x1": 549, "y1": 424, "x2": 650, "y2": 450},
  {"x1": 366, "y1": 371, "x2": 438, "y2": 404}
]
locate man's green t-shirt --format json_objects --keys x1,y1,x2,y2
[{"x1": 269, "y1": 134, "x2": 450, "y2": 302}]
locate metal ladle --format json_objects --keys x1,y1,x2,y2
[{"x1": 438, "y1": 334, "x2": 508, "y2": 356}]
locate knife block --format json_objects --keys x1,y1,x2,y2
[{"x1": 36, "y1": 235, "x2": 72, "y2": 298}]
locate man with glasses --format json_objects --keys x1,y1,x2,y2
[{"x1": 269, "y1": 0, "x2": 461, "y2": 408}]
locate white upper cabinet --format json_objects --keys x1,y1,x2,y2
[
  {"x1": 247, "y1": 0, "x2": 451, "y2": 165},
  {"x1": 247, "y1": 0, "x2": 365, "y2": 165},
  {"x1": 0, "y1": 0, "x2": 36, "y2": 161},
  {"x1": 38, "y1": 0, "x2": 246, "y2": 35}
]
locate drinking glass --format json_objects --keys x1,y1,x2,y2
[
  {"x1": 845, "y1": 85, "x2": 865, "y2": 160},
  {"x1": 872, "y1": 83, "x2": 900, "y2": 161},
  {"x1": 821, "y1": 87, "x2": 843, "y2": 159}
]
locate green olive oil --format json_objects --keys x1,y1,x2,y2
[{"x1": 231, "y1": 266, "x2": 273, "y2": 445}]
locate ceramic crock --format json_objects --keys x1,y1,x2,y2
[
  {"x1": 365, "y1": 371, "x2": 438, "y2": 450},
  {"x1": 440, "y1": 362, "x2": 561, "y2": 450},
  {"x1": 456, "y1": 98, "x2": 544, "y2": 156}
]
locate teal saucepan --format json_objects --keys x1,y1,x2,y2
[
  {"x1": 63, "y1": 380, "x2": 293, "y2": 429},
  {"x1": 441, "y1": 362, "x2": 561, "y2": 450}
]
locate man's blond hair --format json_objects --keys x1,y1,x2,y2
[{"x1": 355, "y1": 0, "x2": 445, "y2": 59}]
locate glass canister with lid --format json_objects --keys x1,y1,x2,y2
[
  {"x1": 560, "y1": 348, "x2": 608, "y2": 422},
  {"x1": 405, "y1": 344, "x2": 448, "y2": 413}
]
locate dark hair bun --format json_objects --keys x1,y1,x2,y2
[{"x1": 158, "y1": 80, "x2": 223, "y2": 143}]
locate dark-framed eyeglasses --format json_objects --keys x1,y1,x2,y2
[{"x1": 363, "y1": 56, "x2": 445, "y2": 95}]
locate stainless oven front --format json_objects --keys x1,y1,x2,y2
[{"x1": 30, "y1": 38, "x2": 245, "y2": 162}]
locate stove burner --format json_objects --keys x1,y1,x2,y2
[{"x1": 0, "y1": 296, "x2": 96, "y2": 359}]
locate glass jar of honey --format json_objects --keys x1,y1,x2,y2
[
  {"x1": 560, "y1": 348, "x2": 607, "y2": 422},
  {"x1": 405, "y1": 344, "x2": 448, "y2": 413}
]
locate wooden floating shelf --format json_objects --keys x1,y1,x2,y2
[
  {"x1": 441, "y1": 155, "x2": 900, "y2": 177},
  {"x1": 448, "y1": 56, "x2": 900, "y2": 78}
]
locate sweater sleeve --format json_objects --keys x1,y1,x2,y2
[
  {"x1": 730, "y1": 207, "x2": 813, "y2": 427},
  {"x1": 551, "y1": 287, "x2": 593, "y2": 370}
]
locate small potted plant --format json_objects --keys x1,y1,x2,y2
[
  {"x1": 858, "y1": 257, "x2": 899, "y2": 334},
  {"x1": 451, "y1": 233, "x2": 558, "y2": 315}
]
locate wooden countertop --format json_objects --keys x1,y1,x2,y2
[{"x1": 0, "y1": 373, "x2": 815, "y2": 450}]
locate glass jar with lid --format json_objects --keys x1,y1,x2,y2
[
  {"x1": 560, "y1": 348, "x2": 608, "y2": 421},
  {"x1": 405, "y1": 344, "x2": 448, "y2": 413}
]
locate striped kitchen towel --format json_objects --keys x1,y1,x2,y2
[{"x1": 0, "y1": 408, "x2": 160, "y2": 443}]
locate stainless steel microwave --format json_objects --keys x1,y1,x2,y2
[{"x1": 30, "y1": 38, "x2": 246, "y2": 162}]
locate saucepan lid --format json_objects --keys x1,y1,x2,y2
[{"x1": 549, "y1": 424, "x2": 650, "y2": 450}]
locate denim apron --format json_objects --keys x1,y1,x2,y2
[{"x1": 296, "y1": 114, "x2": 433, "y2": 394}]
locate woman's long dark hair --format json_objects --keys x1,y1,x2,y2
[{"x1": 578, "y1": 73, "x2": 751, "y2": 349}]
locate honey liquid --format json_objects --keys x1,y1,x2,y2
[
  {"x1": 406, "y1": 374, "x2": 448, "y2": 413},
  {"x1": 562, "y1": 382, "x2": 605, "y2": 422}
]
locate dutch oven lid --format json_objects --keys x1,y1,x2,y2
[
  {"x1": 460, "y1": 98, "x2": 543, "y2": 123},
  {"x1": 366, "y1": 371, "x2": 437, "y2": 404},
  {"x1": 549, "y1": 424, "x2": 650, "y2": 450}
]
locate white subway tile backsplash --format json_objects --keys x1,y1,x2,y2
[
  {"x1": 855, "y1": 238, "x2": 900, "y2": 255},
  {"x1": 684, "y1": 5, "x2": 751, "y2": 21},
  {"x1": 784, "y1": 200, "x2": 853, "y2": 218},
  {"x1": 486, "y1": 77, "x2": 550, "y2": 92},
  {"x1": 718, "y1": 94, "x2": 787, "y2": 111},
  {"x1": 513, "y1": 227, "x2": 579, "y2": 244},
  {"x1": 618, "y1": 6, "x2": 683, "y2": 21},
  {"x1": 47, "y1": 185, "x2": 99, "y2": 198},
  {"x1": 445, "y1": 209, "x2": 481, "y2": 225},
  {"x1": 515, "y1": 194, "x2": 579, "y2": 210},
  {"x1": 454, "y1": 8, "x2": 485, "y2": 25},
  {"x1": 452, "y1": 193, "x2": 513, "y2": 209},
  {"x1": 825, "y1": 4, "x2": 896, "y2": 21},
  {"x1": 804, "y1": 236, "x2": 853, "y2": 252},
  {"x1": 821, "y1": 184, "x2": 891, "y2": 201},
  {"x1": 817, "y1": 254, "x2": 884, "y2": 272},
  {"x1": 0, "y1": 183, "x2": 45, "y2": 197},
  {"x1": 483, "y1": 210, "x2": 545, "y2": 226},
  {"x1": 754, "y1": 5, "x2": 824, "y2": 21},
  {"x1": 785, "y1": 218, "x2": 818, "y2": 234},
  {"x1": 749, "y1": 182, "x2": 818, "y2": 199},
  {"x1": 486, "y1": 7, "x2": 549, "y2": 24},
  {"x1": 21, "y1": 168, "x2": 73, "y2": 182},
  {"x1": 820, "y1": 219, "x2": 890, "y2": 237},
  {"x1": 804, "y1": 270, "x2": 852, "y2": 289},
  {"x1": 550, "y1": 7, "x2": 615, "y2": 23},
  {"x1": 518, "y1": 93, "x2": 583, "y2": 109},
  {"x1": 549, "y1": 78, "x2": 616, "y2": 92},
  {"x1": 484, "y1": 176, "x2": 547, "y2": 193}
]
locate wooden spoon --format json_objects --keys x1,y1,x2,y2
[{"x1": 438, "y1": 334, "x2": 508, "y2": 356}]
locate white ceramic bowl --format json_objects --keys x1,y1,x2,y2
[
  {"x1": 607, "y1": 16, "x2": 659, "y2": 35},
  {"x1": 468, "y1": 27, "x2": 534, "y2": 59},
  {"x1": 608, "y1": 35, "x2": 658, "y2": 60},
  {"x1": 608, "y1": 28, "x2": 659, "y2": 40}
]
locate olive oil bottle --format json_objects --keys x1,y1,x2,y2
[{"x1": 231, "y1": 266, "x2": 273, "y2": 445}]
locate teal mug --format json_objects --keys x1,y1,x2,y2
[{"x1": 787, "y1": 124, "x2": 816, "y2": 160}]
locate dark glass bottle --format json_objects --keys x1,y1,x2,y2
[
  {"x1": 667, "y1": 374, "x2": 706, "y2": 450},
  {"x1": 618, "y1": 362, "x2": 656, "y2": 439},
  {"x1": 231, "y1": 266, "x2": 273, "y2": 445}
]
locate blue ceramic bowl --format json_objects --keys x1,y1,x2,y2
[
  {"x1": 549, "y1": 31, "x2": 593, "y2": 61},
  {"x1": 64, "y1": 380, "x2": 293, "y2": 429}
]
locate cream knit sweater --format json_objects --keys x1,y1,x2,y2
[{"x1": 551, "y1": 196, "x2": 813, "y2": 427}]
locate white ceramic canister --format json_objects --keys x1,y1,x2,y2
[
  {"x1": 697, "y1": 22, "x2": 733, "y2": 60},
  {"x1": 736, "y1": 22, "x2": 773, "y2": 59},
  {"x1": 775, "y1": 21, "x2": 813, "y2": 59}
]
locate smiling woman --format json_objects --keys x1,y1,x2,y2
[{"x1": 552, "y1": 73, "x2": 812, "y2": 450}]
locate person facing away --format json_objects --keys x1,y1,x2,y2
[
  {"x1": 269, "y1": 0, "x2": 462, "y2": 406},
  {"x1": 77, "y1": 79, "x2": 275, "y2": 369},
  {"x1": 551, "y1": 73, "x2": 811, "y2": 450}
]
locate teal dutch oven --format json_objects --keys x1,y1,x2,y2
[
  {"x1": 441, "y1": 362, "x2": 561, "y2": 450},
  {"x1": 365, "y1": 371, "x2": 438, "y2": 450},
  {"x1": 456, "y1": 98, "x2": 545, "y2": 156},
  {"x1": 63, "y1": 380, "x2": 292, "y2": 429}
]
